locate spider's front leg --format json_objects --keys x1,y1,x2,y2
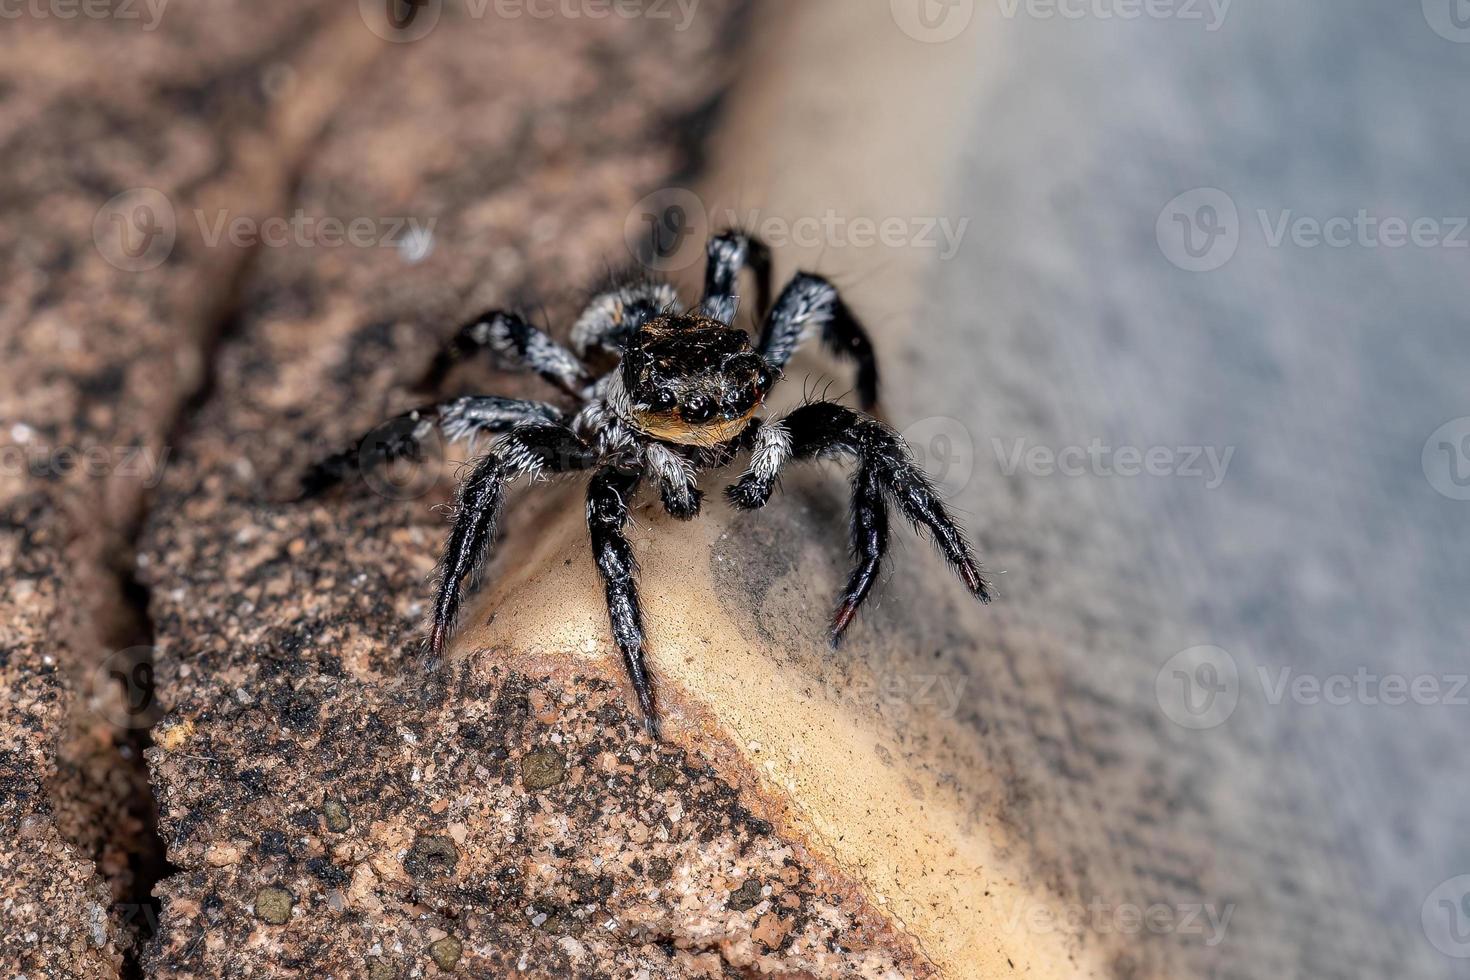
[
  {"x1": 422, "y1": 309, "x2": 593, "y2": 398},
  {"x1": 585, "y1": 462, "x2": 662, "y2": 739},
  {"x1": 570, "y1": 277, "x2": 682, "y2": 359},
  {"x1": 727, "y1": 402, "x2": 989, "y2": 646},
  {"x1": 702, "y1": 229, "x2": 773, "y2": 325},
  {"x1": 429, "y1": 423, "x2": 599, "y2": 657},
  {"x1": 298, "y1": 396, "x2": 563, "y2": 498},
  {"x1": 759, "y1": 273, "x2": 880, "y2": 410}
]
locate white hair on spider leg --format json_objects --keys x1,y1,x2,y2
[
  {"x1": 645, "y1": 441, "x2": 697, "y2": 507},
  {"x1": 599, "y1": 370, "x2": 635, "y2": 421},
  {"x1": 746, "y1": 419, "x2": 792, "y2": 484},
  {"x1": 493, "y1": 431, "x2": 548, "y2": 484},
  {"x1": 570, "y1": 281, "x2": 682, "y2": 356}
]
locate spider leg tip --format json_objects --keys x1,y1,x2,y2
[
  {"x1": 829, "y1": 602, "x2": 859, "y2": 646},
  {"x1": 641, "y1": 710, "x2": 663, "y2": 742},
  {"x1": 963, "y1": 564, "x2": 993, "y2": 603},
  {"x1": 427, "y1": 625, "x2": 449, "y2": 660}
]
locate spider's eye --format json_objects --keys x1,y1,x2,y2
[
  {"x1": 648, "y1": 388, "x2": 677, "y2": 412},
  {"x1": 754, "y1": 366, "x2": 774, "y2": 392},
  {"x1": 681, "y1": 395, "x2": 716, "y2": 424},
  {"x1": 726, "y1": 385, "x2": 758, "y2": 415}
]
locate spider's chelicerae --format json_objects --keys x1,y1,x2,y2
[{"x1": 303, "y1": 230, "x2": 990, "y2": 737}]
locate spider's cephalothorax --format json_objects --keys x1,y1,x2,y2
[
  {"x1": 620, "y1": 313, "x2": 775, "y2": 446},
  {"x1": 302, "y1": 231, "x2": 991, "y2": 738}
]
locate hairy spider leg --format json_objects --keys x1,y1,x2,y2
[
  {"x1": 727, "y1": 401, "x2": 989, "y2": 644},
  {"x1": 644, "y1": 441, "x2": 702, "y2": 521},
  {"x1": 422, "y1": 310, "x2": 593, "y2": 398},
  {"x1": 833, "y1": 462, "x2": 890, "y2": 644},
  {"x1": 758, "y1": 273, "x2": 880, "y2": 410},
  {"x1": 701, "y1": 229, "x2": 773, "y2": 325},
  {"x1": 298, "y1": 396, "x2": 565, "y2": 497},
  {"x1": 429, "y1": 423, "x2": 599, "y2": 658},
  {"x1": 586, "y1": 464, "x2": 661, "y2": 739},
  {"x1": 570, "y1": 277, "x2": 683, "y2": 358}
]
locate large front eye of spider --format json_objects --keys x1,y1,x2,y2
[
  {"x1": 647, "y1": 387, "x2": 678, "y2": 413},
  {"x1": 680, "y1": 394, "x2": 717, "y2": 424}
]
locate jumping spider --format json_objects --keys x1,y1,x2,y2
[{"x1": 302, "y1": 230, "x2": 990, "y2": 737}]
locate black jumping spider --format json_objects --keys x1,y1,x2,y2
[{"x1": 302, "y1": 231, "x2": 990, "y2": 737}]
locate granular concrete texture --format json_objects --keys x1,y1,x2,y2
[{"x1": 0, "y1": 5, "x2": 379, "y2": 975}]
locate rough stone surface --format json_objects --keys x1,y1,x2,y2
[
  {"x1": 131, "y1": 5, "x2": 928, "y2": 979},
  {"x1": 0, "y1": 6, "x2": 380, "y2": 976}
]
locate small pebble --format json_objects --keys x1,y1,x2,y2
[
  {"x1": 321, "y1": 800, "x2": 351, "y2": 833},
  {"x1": 727, "y1": 879, "x2": 764, "y2": 912},
  {"x1": 428, "y1": 936, "x2": 462, "y2": 971},
  {"x1": 648, "y1": 764, "x2": 679, "y2": 791},
  {"x1": 253, "y1": 887, "x2": 293, "y2": 925},
  {"x1": 520, "y1": 749, "x2": 566, "y2": 791}
]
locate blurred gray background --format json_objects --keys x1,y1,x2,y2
[{"x1": 918, "y1": 1, "x2": 1469, "y2": 975}]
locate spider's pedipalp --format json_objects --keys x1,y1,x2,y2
[
  {"x1": 645, "y1": 441, "x2": 702, "y2": 520},
  {"x1": 423, "y1": 309, "x2": 593, "y2": 398},
  {"x1": 298, "y1": 395, "x2": 564, "y2": 498},
  {"x1": 727, "y1": 400, "x2": 988, "y2": 642},
  {"x1": 702, "y1": 229, "x2": 773, "y2": 325},
  {"x1": 429, "y1": 423, "x2": 599, "y2": 656},
  {"x1": 585, "y1": 464, "x2": 661, "y2": 738},
  {"x1": 724, "y1": 417, "x2": 790, "y2": 510},
  {"x1": 759, "y1": 273, "x2": 880, "y2": 410}
]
